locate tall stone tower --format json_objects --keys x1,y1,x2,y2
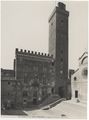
[{"x1": 49, "y1": 2, "x2": 69, "y2": 98}]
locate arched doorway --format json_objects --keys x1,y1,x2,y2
[{"x1": 58, "y1": 87, "x2": 64, "y2": 98}]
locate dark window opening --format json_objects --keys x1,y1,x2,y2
[
  {"x1": 8, "y1": 93, "x2": 10, "y2": 96},
  {"x1": 83, "y1": 69, "x2": 87, "y2": 77},
  {"x1": 74, "y1": 77, "x2": 77, "y2": 81},
  {"x1": 8, "y1": 82, "x2": 10, "y2": 85},
  {"x1": 52, "y1": 62, "x2": 54, "y2": 66},
  {"x1": 51, "y1": 88, "x2": 54, "y2": 94},
  {"x1": 24, "y1": 99, "x2": 26, "y2": 102},
  {"x1": 33, "y1": 98, "x2": 37, "y2": 104},
  {"x1": 58, "y1": 87, "x2": 64, "y2": 98},
  {"x1": 75, "y1": 90, "x2": 78, "y2": 98}
]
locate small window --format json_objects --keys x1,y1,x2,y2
[
  {"x1": 8, "y1": 93, "x2": 10, "y2": 96},
  {"x1": 74, "y1": 77, "x2": 77, "y2": 81},
  {"x1": 23, "y1": 99, "x2": 27, "y2": 103},
  {"x1": 51, "y1": 88, "x2": 54, "y2": 94},
  {"x1": 52, "y1": 62, "x2": 54, "y2": 66},
  {"x1": 8, "y1": 82, "x2": 10, "y2": 85},
  {"x1": 82, "y1": 69, "x2": 87, "y2": 77}
]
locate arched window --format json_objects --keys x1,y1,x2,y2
[{"x1": 81, "y1": 56, "x2": 88, "y2": 64}]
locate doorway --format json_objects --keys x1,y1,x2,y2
[
  {"x1": 75, "y1": 90, "x2": 78, "y2": 98},
  {"x1": 51, "y1": 88, "x2": 54, "y2": 94},
  {"x1": 58, "y1": 87, "x2": 64, "y2": 98},
  {"x1": 33, "y1": 98, "x2": 37, "y2": 104}
]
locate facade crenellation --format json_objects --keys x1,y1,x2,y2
[{"x1": 16, "y1": 48, "x2": 53, "y2": 58}]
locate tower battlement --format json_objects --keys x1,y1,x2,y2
[
  {"x1": 49, "y1": 2, "x2": 69, "y2": 22},
  {"x1": 15, "y1": 48, "x2": 53, "y2": 58},
  {"x1": 58, "y1": 2, "x2": 66, "y2": 10}
]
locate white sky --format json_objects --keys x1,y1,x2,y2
[{"x1": 1, "y1": 1, "x2": 88, "y2": 70}]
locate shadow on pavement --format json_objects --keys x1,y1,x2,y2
[
  {"x1": 1, "y1": 109, "x2": 27, "y2": 116},
  {"x1": 1, "y1": 97, "x2": 65, "y2": 115}
]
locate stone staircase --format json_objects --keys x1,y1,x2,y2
[{"x1": 38, "y1": 94, "x2": 63, "y2": 109}]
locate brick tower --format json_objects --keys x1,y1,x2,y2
[{"x1": 49, "y1": 2, "x2": 69, "y2": 98}]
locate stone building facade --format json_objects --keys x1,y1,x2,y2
[
  {"x1": 1, "y1": 69, "x2": 16, "y2": 108},
  {"x1": 71, "y1": 52, "x2": 88, "y2": 103},
  {"x1": 1, "y1": 2, "x2": 69, "y2": 108},
  {"x1": 15, "y1": 49, "x2": 55, "y2": 107}
]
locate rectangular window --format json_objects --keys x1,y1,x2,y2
[
  {"x1": 24, "y1": 99, "x2": 26, "y2": 102},
  {"x1": 8, "y1": 82, "x2": 10, "y2": 85}
]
